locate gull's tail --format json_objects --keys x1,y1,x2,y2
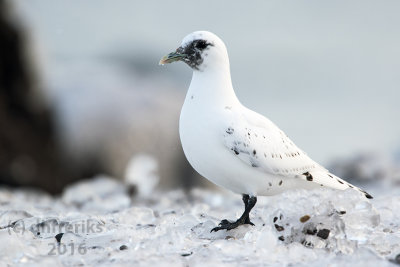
[{"x1": 301, "y1": 170, "x2": 373, "y2": 199}]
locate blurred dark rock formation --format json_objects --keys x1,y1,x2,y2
[
  {"x1": 0, "y1": 0, "x2": 209, "y2": 194},
  {"x1": 0, "y1": 0, "x2": 95, "y2": 193}
]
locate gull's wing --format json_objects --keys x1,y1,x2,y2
[{"x1": 222, "y1": 106, "x2": 372, "y2": 198}]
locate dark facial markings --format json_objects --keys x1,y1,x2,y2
[
  {"x1": 194, "y1": 39, "x2": 209, "y2": 49},
  {"x1": 178, "y1": 39, "x2": 213, "y2": 70}
]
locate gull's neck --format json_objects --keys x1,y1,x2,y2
[{"x1": 186, "y1": 61, "x2": 239, "y2": 106}]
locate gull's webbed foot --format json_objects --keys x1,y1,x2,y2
[
  {"x1": 211, "y1": 195, "x2": 257, "y2": 232},
  {"x1": 210, "y1": 217, "x2": 255, "y2": 232},
  {"x1": 211, "y1": 219, "x2": 241, "y2": 232}
]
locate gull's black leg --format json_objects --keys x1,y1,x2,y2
[
  {"x1": 241, "y1": 194, "x2": 254, "y2": 225},
  {"x1": 211, "y1": 194, "x2": 257, "y2": 232}
]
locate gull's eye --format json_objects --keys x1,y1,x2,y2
[{"x1": 195, "y1": 40, "x2": 208, "y2": 50}]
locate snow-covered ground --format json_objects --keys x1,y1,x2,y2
[{"x1": 0, "y1": 175, "x2": 399, "y2": 266}]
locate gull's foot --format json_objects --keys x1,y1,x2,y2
[
  {"x1": 211, "y1": 218, "x2": 254, "y2": 232},
  {"x1": 210, "y1": 195, "x2": 257, "y2": 233}
]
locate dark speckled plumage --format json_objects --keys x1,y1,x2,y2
[{"x1": 177, "y1": 40, "x2": 213, "y2": 70}]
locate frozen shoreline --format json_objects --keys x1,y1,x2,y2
[{"x1": 0, "y1": 176, "x2": 399, "y2": 266}]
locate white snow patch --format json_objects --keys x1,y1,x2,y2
[{"x1": 0, "y1": 177, "x2": 399, "y2": 266}]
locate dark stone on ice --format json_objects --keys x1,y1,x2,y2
[
  {"x1": 303, "y1": 223, "x2": 317, "y2": 235},
  {"x1": 119, "y1": 245, "x2": 128, "y2": 250},
  {"x1": 299, "y1": 215, "x2": 310, "y2": 223},
  {"x1": 317, "y1": 229, "x2": 330, "y2": 239},
  {"x1": 181, "y1": 252, "x2": 193, "y2": 257},
  {"x1": 55, "y1": 233, "x2": 64, "y2": 243},
  {"x1": 274, "y1": 224, "x2": 284, "y2": 232}
]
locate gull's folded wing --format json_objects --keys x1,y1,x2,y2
[{"x1": 221, "y1": 106, "x2": 372, "y2": 198}]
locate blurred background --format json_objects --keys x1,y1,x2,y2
[{"x1": 1, "y1": 0, "x2": 399, "y2": 194}]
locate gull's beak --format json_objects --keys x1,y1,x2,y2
[{"x1": 159, "y1": 51, "x2": 187, "y2": 65}]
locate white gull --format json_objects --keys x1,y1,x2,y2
[{"x1": 160, "y1": 31, "x2": 372, "y2": 232}]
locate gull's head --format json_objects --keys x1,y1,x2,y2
[{"x1": 159, "y1": 31, "x2": 229, "y2": 72}]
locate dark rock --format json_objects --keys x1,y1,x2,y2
[
  {"x1": 181, "y1": 252, "x2": 193, "y2": 257},
  {"x1": 119, "y1": 245, "x2": 128, "y2": 250},
  {"x1": 0, "y1": 1, "x2": 95, "y2": 193},
  {"x1": 300, "y1": 215, "x2": 310, "y2": 223},
  {"x1": 301, "y1": 239, "x2": 314, "y2": 248},
  {"x1": 55, "y1": 233, "x2": 64, "y2": 243},
  {"x1": 303, "y1": 223, "x2": 317, "y2": 235},
  {"x1": 317, "y1": 229, "x2": 330, "y2": 239},
  {"x1": 305, "y1": 228, "x2": 317, "y2": 235},
  {"x1": 274, "y1": 224, "x2": 284, "y2": 232}
]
